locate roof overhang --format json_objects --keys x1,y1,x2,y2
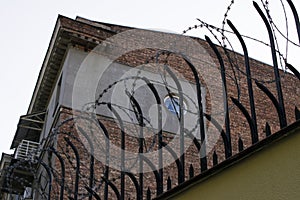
[
  {"x1": 10, "y1": 112, "x2": 46, "y2": 149},
  {"x1": 27, "y1": 15, "x2": 120, "y2": 114},
  {"x1": 11, "y1": 15, "x2": 125, "y2": 149}
]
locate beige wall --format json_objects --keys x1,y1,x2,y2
[{"x1": 167, "y1": 125, "x2": 300, "y2": 200}]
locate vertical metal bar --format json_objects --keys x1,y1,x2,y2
[
  {"x1": 231, "y1": 97, "x2": 258, "y2": 143},
  {"x1": 147, "y1": 188, "x2": 151, "y2": 200},
  {"x1": 89, "y1": 156, "x2": 94, "y2": 200},
  {"x1": 286, "y1": 0, "x2": 300, "y2": 43},
  {"x1": 107, "y1": 104, "x2": 126, "y2": 200},
  {"x1": 213, "y1": 151, "x2": 218, "y2": 166},
  {"x1": 141, "y1": 78, "x2": 163, "y2": 195},
  {"x1": 64, "y1": 138, "x2": 79, "y2": 200},
  {"x1": 164, "y1": 65, "x2": 185, "y2": 182},
  {"x1": 101, "y1": 177, "x2": 121, "y2": 200},
  {"x1": 40, "y1": 161, "x2": 52, "y2": 200},
  {"x1": 140, "y1": 155, "x2": 161, "y2": 196},
  {"x1": 26, "y1": 140, "x2": 29, "y2": 158},
  {"x1": 49, "y1": 147, "x2": 65, "y2": 200},
  {"x1": 295, "y1": 106, "x2": 300, "y2": 120},
  {"x1": 254, "y1": 1, "x2": 287, "y2": 128},
  {"x1": 182, "y1": 57, "x2": 208, "y2": 171},
  {"x1": 125, "y1": 172, "x2": 140, "y2": 199},
  {"x1": 205, "y1": 36, "x2": 232, "y2": 157},
  {"x1": 162, "y1": 143, "x2": 183, "y2": 186},
  {"x1": 255, "y1": 81, "x2": 288, "y2": 132},
  {"x1": 227, "y1": 19, "x2": 258, "y2": 143},
  {"x1": 189, "y1": 164, "x2": 194, "y2": 179},
  {"x1": 167, "y1": 176, "x2": 172, "y2": 190},
  {"x1": 104, "y1": 156, "x2": 109, "y2": 200},
  {"x1": 265, "y1": 122, "x2": 271, "y2": 137},
  {"x1": 286, "y1": 63, "x2": 300, "y2": 80},
  {"x1": 157, "y1": 94, "x2": 163, "y2": 194},
  {"x1": 127, "y1": 92, "x2": 144, "y2": 199},
  {"x1": 97, "y1": 120, "x2": 110, "y2": 200},
  {"x1": 84, "y1": 186, "x2": 101, "y2": 200},
  {"x1": 238, "y1": 137, "x2": 244, "y2": 152},
  {"x1": 77, "y1": 126, "x2": 95, "y2": 200}
]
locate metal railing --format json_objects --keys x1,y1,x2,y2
[
  {"x1": 1, "y1": 0, "x2": 299, "y2": 199},
  {"x1": 14, "y1": 140, "x2": 39, "y2": 161}
]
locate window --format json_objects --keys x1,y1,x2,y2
[{"x1": 164, "y1": 94, "x2": 187, "y2": 115}]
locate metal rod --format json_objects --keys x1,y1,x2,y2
[
  {"x1": 163, "y1": 65, "x2": 185, "y2": 182},
  {"x1": 84, "y1": 186, "x2": 101, "y2": 200},
  {"x1": 64, "y1": 137, "x2": 80, "y2": 200},
  {"x1": 286, "y1": 0, "x2": 300, "y2": 43},
  {"x1": 231, "y1": 97, "x2": 258, "y2": 143},
  {"x1": 126, "y1": 92, "x2": 144, "y2": 199},
  {"x1": 254, "y1": 1, "x2": 287, "y2": 128},
  {"x1": 227, "y1": 19, "x2": 258, "y2": 141},
  {"x1": 77, "y1": 126, "x2": 95, "y2": 200},
  {"x1": 204, "y1": 113, "x2": 231, "y2": 158},
  {"x1": 255, "y1": 81, "x2": 284, "y2": 128},
  {"x1": 162, "y1": 142, "x2": 183, "y2": 185},
  {"x1": 205, "y1": 35, "x2": 232, "y2": 158},
  {"x1": 142, "y1": 77, "x2": 163, "y2": 194},
  {"x1": 101, "y1": 177, "x2": 121, "y2": 200},
  {"x1": 49, "y1": 147, "x2": 65, "y2": 200},
  {"x1": 39, "y1": 161, "x2": 52, "y2": 200},
  {"x1": 107, "y1": 104, "x2": 126, "y2": 200},
  {"x1": 181, "y1": 56, "x2": 208, "y2": 171},
  {"x1": 140, "y1": 154, "x2": 161, "y2": 195},
  {"x1": 286, "y1": 63, "x2": 300, "y2": 80},
  {"x1": 97, "y1": 119, "x2": 110, "y2": 200},
  {"x1": 125, "y1": 172, "x2": 140, "y2": 199}
]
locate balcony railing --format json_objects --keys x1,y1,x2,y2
[{"x1": 14, "y1": 140, "x2": 39, "y2": 161}]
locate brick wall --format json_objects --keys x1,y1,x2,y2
[{"x1": 40, "y1": 16, "x2": 300, "y2": 199}]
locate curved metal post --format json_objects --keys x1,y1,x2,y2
[
  {"x1": 39, "y1": 161, "x2": 52, "y2": 200},
  {"x1": 255, "y1": 81, "x2": 286, "y2": 128},
  {"x1": 107, "y1": 103, "x2": 126, "y2": 199},
  {"x1": 161, "y1": 142, "x2": 183, "y2": 185},
  {"x1": 204, "y1": 114, "x2": 231, "y2": 158},
  {"x1": 126, "y1": 91, "x2": 144, "y2": 199},
  {"x1": 286, "y1": 63, "x2": 300, "y2": 80},
  {"x1": 180, "y1": 56, "x2": 208, "y2": 171},
  {"x1": 163, "y1": 65, "x2": 185, "y2": 182},
  {"x1": 101, "y1": 177, "x2": 121, "y2": 200},
  {"x1": 227, "y1": 20, "x2": 258, "y2": 142},
  {"x1": 96, "y1": 120, "x2": 110, "y2": 200},
  {"x1": 85, "y1": 186, "x2": 101, "y2": 200},
  {"x1": 139, "y1": 155, "x2": 161, "y2": 196},
  {"x1": 231, "y1": 97, "x2": 258, "y2": 143},
  {"x1": 125, "y1": 172, "x2": 140, "y2": 199},
  {"x1": 205, "y1": 35, "x2": 232, "y2": 157},
  {"x1": 76, "y1": 126, "x2": 95, "y2": 200},
  {"x1": 49, "y1": 147, "x2": 65, "y2": 200},
  {"x1": 64, "y1": 137, "x2": 80, "y2": 200},
  {"x1": 286, "y1": 0, "x2": 300, "y2": 43},
  {"x1": 253, "y1": 1, "x2": 287, "y2": 128},
  {"x1": 140, "y1": 77, "x2": 163, "y2": 194},
  {"x1": 184, "y1": 129, "x2": 201, "y2": 153}
]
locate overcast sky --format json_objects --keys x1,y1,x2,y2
[{"x1": 0, "y1": 0, "x2": 299, "y2": 155}]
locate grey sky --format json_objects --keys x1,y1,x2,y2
[{"x1": 0, "y1": 0, "x2": 299, "y2": 154}]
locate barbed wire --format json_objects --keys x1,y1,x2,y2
[{"x1": 183, "y1": 0, "x2": 300, "y2": 85}]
